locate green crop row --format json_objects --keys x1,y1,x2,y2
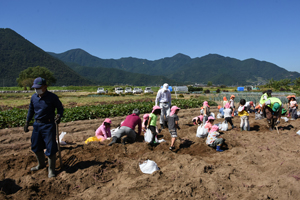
[{"x1": 0, "y1": 98, "x2": 217, "y2": 129}]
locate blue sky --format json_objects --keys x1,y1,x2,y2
[{"x1": 1, "y1": 0, "x2": 300, "y2": 72}]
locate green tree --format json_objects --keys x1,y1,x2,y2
[
  {"x1": 207, "y1": 81, "x2": 213, "y2": 87},
  {"x1": 279, "y1": 79, "x2": 291, "y2": 90},
  {"x1": 293, "y1": 77, "x2": 300, "y2": 90},
  {"x1": 17, "y1": 66, "x2": 56, "y2": 90}
]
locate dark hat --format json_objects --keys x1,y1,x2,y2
[
  {"x1": 267, "y1": 90, "x2": 272, "y2": 94},
  {"x1": 132, "y1": 108, "x2": 140, "y2": 115},
  {"x1": 32, "y1": 77, "x2": 47, "y2": 88}
]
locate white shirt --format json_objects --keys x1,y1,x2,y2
[
  {"x1": 155, "y1": 89, "x2": 171, "y2": 106},
  {"x1": 206, "y1": 131, "x2": 220, "y2": 145},
  {"x1": 223, "y1": 108, "x2": 232, "y2": 118}
]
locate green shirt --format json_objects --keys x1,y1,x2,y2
[{"x1": 149, "y1": 113, "x2": 157, "y2": 126}]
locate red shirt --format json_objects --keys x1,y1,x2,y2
[{"x1": 121, "y1": 114, "x2": 142, "y2": 135}]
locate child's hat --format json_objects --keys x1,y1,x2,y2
[
  {"x1": 224, "y1": 102, "x2": 231, "y2": 109},
  {"x1": 223, "y1": 96, "x2": 227, "y2": 101},
  {"x1": 203, "y1": 101, "x2": 209, "y2": 107},
  {"x1": 230, "y1": 95, "x2": 235, "y2": 99},
  {"x1": 103, "y1": 118, "x2": 112, "y2": 125},
  {"x1": 152, "y1": 105, "x2": 161, "y2": 113},
  {"x1": 272, "y1": 103, "x2": 281, "y2": 112},
  {"x1": 143, "y1": 114, "x2": 149, "y2": 119},
  {"x1": 210, "y1": 125, "x2": 219, "y2": 132},
  {"x1": 218, "y1": 105, "x2": 221, "y2": 110},
  {"x1": 208, "y1": 116, "x2": 215, "y2": 121},
  {"x1": 171, "y1": 106, "x2": 181, "y2": 112}
]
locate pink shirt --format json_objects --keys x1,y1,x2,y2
[
  {"x1": 121, "y1": 114, "x2": 142, "y2": 135},
  {"x1": 95, "y1": 124, "x2": 111, "y2": 140}
]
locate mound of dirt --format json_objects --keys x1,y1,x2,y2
[{"x1": 1, "y1": 107, "x2": 300, "y2": 199}]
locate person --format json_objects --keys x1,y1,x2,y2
[
  {"x1": 95, "y1": 118, "x2": 112, "y2": 141},
  {"x1": 142, "y1": 114, "x2": 150, "y2": 134},
  {"x1": 167, "y1": 106, "x2": 180, "y2": 150},
  {"x1": 259, "y1": 90, "x2": 272, "y2": 105},
  {"x1": 224, "y1": 103, "x2": 235, "y2": 129},
  {"x1": 108, "y1": 109, "x2": 142, "y2": 146},
  {"x1": 147, "y1": 106, "x2": 161, "y2": 145},
  {"x1": 289, "y1": 96, "x2": 298, "y2": 120},
  {"x1": 202, "y1": 101, "x2": 211, "y2": 124},
  {"x1": 24, "y1": 77, "x2": 64, "y2": 178},
  {"x1": 261, "y1": 97, "x2": 282, "y2": 130},
  {"x1": 238, "y1": 99, "x2": 250, "y2": 131},
  {"x1": 222, "y1": 96, "x2": 228, "y2": 108},
  {"x1": 245, "y1": 101, "x2": 255, "y2": 113},
  {"x1": 192, "y1": 115, "x2": 203, "y2": 126},
  {"x1": 206, "y1": 125, "x2": 225, "y2": 152},
  {"x1": 155, "y1": 83, "x2": 172, "y2": 129},
  {"x1": 229, "y1": 95, "x2": 235, "y2": 117},
  {"x1": 204, "y1": 116, "x2": 215, "y2": 132}
]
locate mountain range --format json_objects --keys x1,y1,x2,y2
[{"x1": 1, "y1": 28, "x2": 299, "y2": 87}]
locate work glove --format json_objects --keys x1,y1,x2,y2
[
  {"x1": 24, "y1": 121, "x2": 29, "y2": 132},
  {"x1": 55, "y1": 114, "x2": 61, "y2": 124}
]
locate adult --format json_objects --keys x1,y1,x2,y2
[
  {"x1": 261, "y1": 97, "x2": 282, "y2": 130},
  {"x1": 108, "y1": 109, "x2": 142, "y2": 146},
  {"x1": 95, "y1": 118, "x2": 112, "y2": 141},
  {"x1": 259, "y1": 90, "x2": 272, "y2": 105},
  {"x1": 24, "y1": 77, "x2": 64, "y2": 178},
  {"x1": 155, "y1": 83, "x2": 172, "y2": 129}
]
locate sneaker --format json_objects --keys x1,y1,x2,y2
[{"x1": 169, "y1": 146, "x2": 175, "y2": 150}]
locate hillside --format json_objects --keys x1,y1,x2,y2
[
  {"x1": 50, "y1": 49, "x2": 300, "y2": 85},
  {"x1": 66, "y1": 62, "x2": 179, "y2": 86},
  {"x1": 0, "y1": 28, "x2": 92, "y2": 86}
]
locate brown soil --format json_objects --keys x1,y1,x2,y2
[{"x1": 1, "y1": 107, "x2": 300, "y2": 199}]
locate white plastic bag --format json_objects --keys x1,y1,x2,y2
[
  {"x1": 139, "y1": 159, "x2": 160, "y2": 174},
  {"x1": 281, "y1": 117, "x2": 289, "y2": 122},
  {"x1": 296, "y1": 130, "x2": 300, "y2": 135},
  {"x1": 221, "y1": 121, "x2": 228, "y2": 131},
  {"x1": 57, "y1": 132, "x2": 67, "y2": 145},
  {"x1": 111, "y1": 127, "x2": 120, "y2": 138},
  {"x1": 217, "y1": 113, "x2": 223, "y2": 119},
  {"x1": 196, "y1": 124, "x2": 208, "y2": 138},
  {"x1": 200, "y1": 109, "x2": 203, "y2": 115},
  {"x1": 210, "y1": 113, "x2": 215, "y2": 118},
  {"x1": 255, "y1": 113, "x2": 263, "y2": 120},
  {"x1": 144, "y1": 129, "x2": 153, "y2": 143}
]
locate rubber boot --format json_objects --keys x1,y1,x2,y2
[
  {"x1": 48, "y1": 154, "x2": 56, "y2": 178},
  {"x1": 216, "y1": 146, "x2": 224, "y2": 152},
  {"x1": 240, "y1": 127, "x2": 243, "y2": 132},
  {"x1": 31, "y1": 151, "x2": 46, "y2": 171},
  {"x1": 108, "y1": 136, "x2": 118, "y2": 146}
]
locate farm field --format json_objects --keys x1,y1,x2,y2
[{"x1": 1, "y1": 106, "x2": 300, "y2": 199}]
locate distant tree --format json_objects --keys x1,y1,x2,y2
[
  {"x1": 204, "y1": 89, "x2": 210, "y2": 94},
  {"x1": 293, "y1": 77, "x2": 300, "y2": 90},
  {"x1": 220, "y1": 85, "x2": 226, "y2": 88},
  {"x1": 216, "y1": 89, "x2": 220, "y2": 93},
  {"x1": 207, "y1": 81, "x2": 213, "y2": 87},
  {"x1": 17, "y1": 66, "x2": 56, "y2": 90}
]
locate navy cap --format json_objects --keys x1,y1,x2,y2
[{"x1": 32, "y1": 77, "x2": 47, "y2": 88}]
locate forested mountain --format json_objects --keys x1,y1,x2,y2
[
  {"x1": 0, "y1": 28, "x2": 92, "y2": 86},
  {"x1": 49, "y1": 49, "x2": 300, "y2": 85},
  {"x1": 67, "y1": 62, "x2": 179, "y2": 86}
]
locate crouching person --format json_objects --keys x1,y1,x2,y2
[
  {"x1": 108, "y1": 109, "x2": 141, "y2": 146},
  {"x1": 262, "y1": 97, "x2": 282, "y2": 131},
  {"x1": 206, "y1": 125, "x2": 224, "y2": 152}
]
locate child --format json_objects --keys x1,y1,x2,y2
[
  {"x1": 202, "y1": 101, "x2": 211, "y2": 124},
  {"x1": 223, "y1": 96, "x2": 228, "y2": 108},
  {"x1": 290, "y1": 96, "x2": 298, "y2": 120},
  {"x1": 192, "y1": 115, "x2": 203, "y2": 126},
  {"x1": 168, "y1": 106, "x2": 181, "y2": 150},
  {"x1": 95, "y1": 118, "x2": 112, "y2": 141},
  {"x1": 223, "y1": 103, "x2": 235, "y2": 129},
  {"x1": 206, "y1": 125, "x2": 224, "y2": 152},
  {"x1": 229, "y1": 95, "x2": 235, "y2": 117},
  {"x1": 147, "y1": 106, "x2": 161, "y2": 145},
  {"x1": 238, "y1": 99, "x2": 250, "y2": 131},
  {"x1": 142, "y1": 114, "x2": 149, "y2": 133},
  {"x1": 204, "y1": 116, "x2": 215, "y2": 132}
]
